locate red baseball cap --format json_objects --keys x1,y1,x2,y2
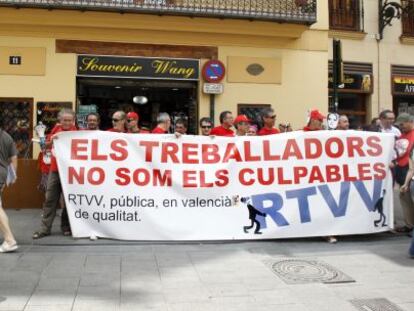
[
  {"x1": 309, "y1": 109, "x2": 325, "y2": 121},
  {"x1": 234, "y1": 114, "x2": 250, "y2": 124},
  {"x1": 127, "y1": 112, "x2": 139, "y2": 120}
]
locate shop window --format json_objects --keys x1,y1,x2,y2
[
  {"x1": 37, "y1": 102, "x2": 73, "y2": 134},
  {"x1": 329, "y1": 0, "x2": 363, "y2": 32},
  {"x1": 0, "y1": 98, "x2": 33, "y2": 158},
  {"x1": 402, "y1": 0, "x2": 414, "y2": 37}
]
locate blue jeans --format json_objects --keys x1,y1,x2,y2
[{"x1": 410, "y1": 229, "x2": 414, "y2": 257}]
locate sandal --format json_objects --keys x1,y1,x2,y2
[{"x1": 32, "y1": 231, "x2": 50, "y2": 239}]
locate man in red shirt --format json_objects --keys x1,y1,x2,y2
[
  {"x1": 86, "y1": 113, "x2": 100, "y2": 131},
  {"x1": 210, "y1": 111, "x2": 235, "y2": 137},
  {"x1": 258, "y1": 108, "x2": 280, "y2": 136},
  {"x1": 107, "y1": 111, "x2": 126, "y2": 133},
  {"x1": 395, "y1": 113, "x2": 414, "y2": 234},
  {"x1": 33, "y1": 109, "x2": 77, "y2": 239},
  {"x1": 152, "y1": 112, "x2": 171, "y2": 134},
  {"x1": 126, "y1": 112, "x2": 142, "y2": 134},
  {"x1": 234, "y1": 114, "x2": 250, "y2": 136},
  {"x1": 303, "y1": 109, "x2": 325, "y2": 131}
]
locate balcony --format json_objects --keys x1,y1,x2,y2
[
  {"x1": 329, "y1": 0, "x2": 363, "y2": 32},
  {"x1": 0, "y1": 0, "x2": 317, "y2": 24},
  {"x1": 402, "y1": 0, "x2": 414, "y2": 37}
]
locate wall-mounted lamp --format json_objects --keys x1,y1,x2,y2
[{"x1": 379, "y1": 0, "x2": 414, "y2": 40}]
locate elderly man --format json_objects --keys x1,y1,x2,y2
[
  {"x1": 199, "y1": 117, "x2": 213, "y2": 136},
  {"x1": 0, "y1": 122, "x2": 18, "y2": 252},
  {"x1": 33, "y1": 109, "x2": 77, "y2": 239},
  {"x1": 336, "y1": 115, "x2": 350, "y2": 130},
  {"x1": 152, "y1": 112, "x2": 171, "y2": 134},
  {"x1": 395, "y1": 113, "x2": 414, "y2": 235},
  {"x1": 258, "y1": 108, "x2": 280, "y2": 136},
  {"x1": 108, "y1": 111, "x2": 126, "y2": 133},
  {"x1": 210, "y1": 111, "x2": 235, "y2": 137}
]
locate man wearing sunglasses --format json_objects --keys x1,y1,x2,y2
[
  {"x1": 107, "y1": 111, "x2": 126, "y2": 133},
  {"x1": 199, "y1": 117, "x2": 213, "y2": 136},
  {"x1": 126, "y1": 112, "x2": 141, "y2": 134},
  {"x1": 258, "y1": 108, "x2": 280, "y2": 136}
]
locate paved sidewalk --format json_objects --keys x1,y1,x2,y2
[{"x1": 0, "y1": 208, "x2": 413, "y2": 311}]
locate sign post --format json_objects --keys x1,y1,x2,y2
[{"x1": 202, "y1": 60, "x2": 226, "y2": 122}]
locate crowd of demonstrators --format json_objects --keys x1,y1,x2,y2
[{"x1": 0, "y1": 103, "x2": 409, "y2": 257}]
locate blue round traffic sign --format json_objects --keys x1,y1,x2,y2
[{"x1": 202, "y1": 60, "x2": 226, "y2": 83}]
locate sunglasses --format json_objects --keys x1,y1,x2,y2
[
  {"x1": 127, "y1": 119, "x2": 136, "y2": 123},
  {"x1": 112, "y1": 118, "x2": 122, "y2": 122},
  {"x1": 201, "y1": 126, "x2": 212, "y2": 129}
]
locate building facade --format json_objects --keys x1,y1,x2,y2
[
  {"x1": 0, "y1": 0, "x2": 328, "y2": 207},
  {"x1": 328, "y1": 0, "x2": 414, "y2": 127}
]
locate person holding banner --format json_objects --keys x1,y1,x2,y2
[
  {"x1": 395, "y1": 113, "x2": 414, "y2": 235},
  {"x1": 0, "y1": 126, "x2": 18, "y2": 253},
  {"x1": 210, "y1": 111, "x2": 235, "y2": 137},
  {"x1": 199, "y1": 117, "x2": 213, "y2": 136},
  {"x1": 257, "y1": 108, "x2": 280, "y2": 136},
  {"x1": 108, "y1": 111, "x2": 126, "y2": 133},
  {"x1": 33, "y1": 109, "x2": 77, "y2": 239},
  {"x1": 86, "y1": 113, "x2": 100, "y2": 131},
  {"x1": 152, "y1": 112, "x2": 171, "y2": 134},
  {"x1": 379, "y1": 110, "x2": 401, "y2": 138}
]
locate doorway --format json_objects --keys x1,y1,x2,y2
[{"x1": 77, "y1": 78, "x2": 198, "y2": 133}]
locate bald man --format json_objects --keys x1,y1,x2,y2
[{"x1": 336, "y1": 115, "x2": 350, "y2": 130}]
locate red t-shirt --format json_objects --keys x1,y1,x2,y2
[
  {"x1": 396, "y1": 129, "x2": 414, "y2": 167},
  {"x1": 210, "y1": 125, "x2": 235, "y2": 137},
  {"x1": 37, "y1": 151, "x2": 51, "y2": 174},
  {"x1": 49, "y1": 124, "x2": 77, "y2": 172},
  {"x1": 151, "y1": 126, "x2": 168, "y2": 134},
  {"x1": 107, "y1": 128, "x2": 126, "y2": 133},
  {"x1": 128, "y1": 128, "x2": 150, "y2": 134},
  {"x1": 303, "y1": 126, "x2": 321, "y2": 132},
  {"x1": 257, "y1": 127, "x2": 280, "y2": 136}
]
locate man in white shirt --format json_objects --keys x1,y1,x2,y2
[{"x1": 379, "y1": 109, "x2": 401, "y2": 138}]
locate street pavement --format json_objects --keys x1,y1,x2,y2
[{"x1": 0, "y1": 190, "x2": 413, "y2": 311}]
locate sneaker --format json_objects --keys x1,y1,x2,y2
[
  {"x1": 325, "y1": 236, "x2": 338, "y2": 244},
  {"x1": 0, "y1": 241, "x2": 18, "y2": 253}
]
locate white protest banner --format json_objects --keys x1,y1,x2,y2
[{"x1": 54, "y1": 131, "x2": 395, "y2": 240}]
